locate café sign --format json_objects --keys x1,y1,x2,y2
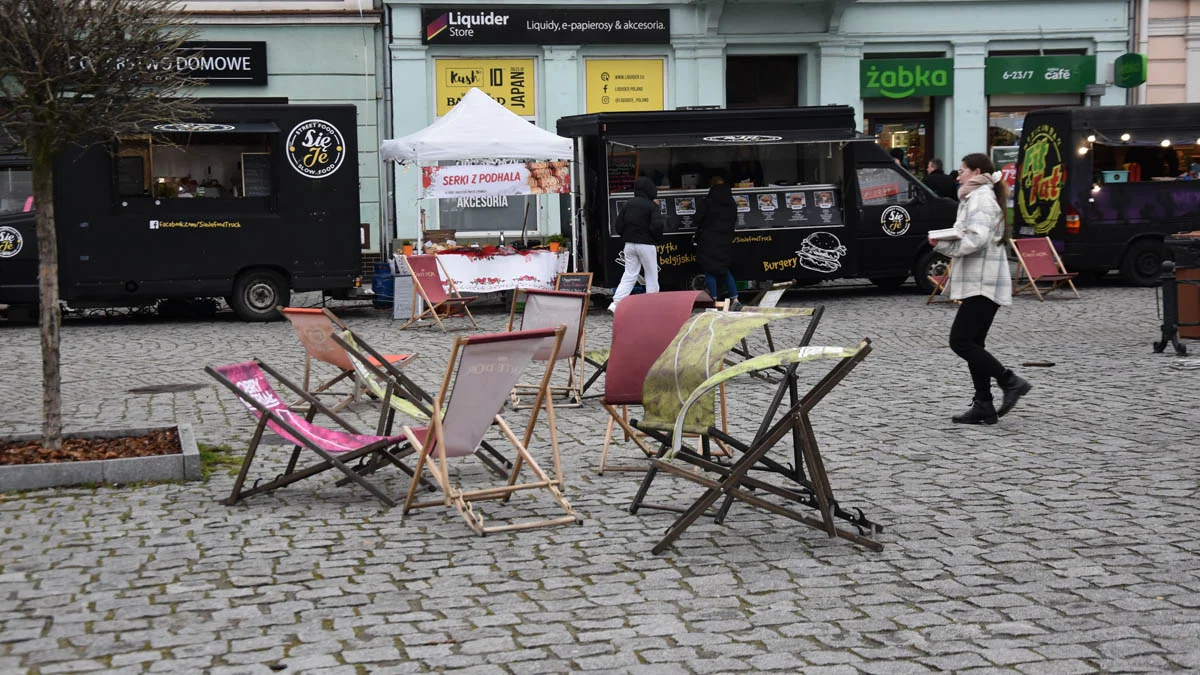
[
  {"x1": 860, "y1": 58, "x2": 954, "y2": 99},
  {"x1": 984, "y1": 55, "x2": 1096, "y2": 95},
  {"x1": 421, "y1": 7, "x2": 669, "y2": 45}
]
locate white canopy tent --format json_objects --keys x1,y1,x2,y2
[{"x1": 379, "y1": 87, "x2": 577, "y2": 270}]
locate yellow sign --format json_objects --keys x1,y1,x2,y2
[
  {"x1": 585, "y1": 59, "x2": 664, "y2": 113},
  {"x1": 435, "y1": 58, "x2": 535, "y2": 117}
]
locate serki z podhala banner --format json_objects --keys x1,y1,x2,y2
[{"x1": 421, "y1": 161, "x2": 570, "y2": 199}]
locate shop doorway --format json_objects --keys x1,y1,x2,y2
[
  {"x1": 726, "y1": 55, "x2": 800, "y2": 109},
  {"x1": 865, "y1": 116, "x2": 932, "y2": 176}
]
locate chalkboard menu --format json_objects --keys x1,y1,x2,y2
[
  {"x1": 117, "y1": 156, "x2": 146, "y2": 196},
  {"x1": 607, "y1": 152, "x2": 639, "y2": 193},
  {"x1": 555, "y1": 272, "x2": 593, "y2": 294},
  {"x1": 241, "y1": 152, "x2": 271, "y2": 197},
  {"x1": 608, "y1": 184, "x2": 844, "y2": 234}
]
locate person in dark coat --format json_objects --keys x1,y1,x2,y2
[
  {"x1": 693, "y1": 177, "x2": 741, "y2": 310},
  {"x1": 924, "y1": 158, "x2": 959, "y2": 200},
  {"x1": 609, "y1": 176, "x2": 664, "y2": 311}
]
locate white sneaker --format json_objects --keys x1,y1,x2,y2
[{"x1": 607, "y1": 302, "x2": 617, "y2": 313}]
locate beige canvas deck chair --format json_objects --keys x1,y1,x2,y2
[
  {"x1": 507, "y1": 289, "x2": 589, "y2": 409},
  {"x1": 401, "y1": 326, "x2": 582, "y2": 535},
  {"x1": 1011, "y1": 237, "x2": 1080, "y2": 300},
  {"x1": 926, "y1": 259, "x2": 955, "y2": 304},
  {"x1": 400, "y1": 254, "x2": 479, "y2": 331},
  {"x1": 280, "y1": 307, "x2": 411, "y2": 410}
]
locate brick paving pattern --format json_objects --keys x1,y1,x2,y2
[{"x1": 2, "y1": 282, "x2": 1198, "y2": 674}]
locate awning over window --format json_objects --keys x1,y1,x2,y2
[
  {"x1": 150, "y1": 122, "x2": 280, "y2": 134},
  {"x1": 605, "y1": 129, "x2": 875, "y2": 149}
]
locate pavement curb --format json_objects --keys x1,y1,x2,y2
[{"x1": 0, "y1": 422, "x2": 200, "y2": 492}]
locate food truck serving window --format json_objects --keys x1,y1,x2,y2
[
  {"x1": 1091, "y1": 139, "x2": 1200, "y2": 183},
  {"x1": 115, "y1": 123, "x2": 278, "y2": 207}
]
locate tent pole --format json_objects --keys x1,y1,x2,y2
[{"x1": 415, "y1": 164, "x2": 425, "y2": 317}]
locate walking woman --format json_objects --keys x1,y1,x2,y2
[
  {"x1": 930, "y1": 153, "x2": 1031, "y2": 424},
  {"x1": 693, "y1": 177, "x2": 741, "y2": 310}
]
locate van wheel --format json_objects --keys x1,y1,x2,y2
[
  {"x1": 231, "y1": 270, "x2": 288, "y2": 321},
  {"x1": 913, "y1": 249, "x2": 950, "y2": 294},
  {"x1": 1120, "y1": 239, "x2": 1167, "y2": 286},
  {"x1": 869, "y1": 276, "x2": 907, "y2": 291}
]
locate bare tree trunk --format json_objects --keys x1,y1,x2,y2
[{"x1": 32, "y1": 159, "x2": 63, "y2": 451}]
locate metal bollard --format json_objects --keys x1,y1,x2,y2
[{"x1": 1154, "y1": 260, "x2": 1187, "y2": 355}]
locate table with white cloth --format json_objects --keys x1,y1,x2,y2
[{"x1": 406, "y1": 250, "x2": 570, "y2": 294}]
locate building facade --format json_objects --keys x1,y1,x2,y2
[
  {"x1": 385, "y1": 0, "x2": 1131, "y2": 240},
  {"x1": 1146, "y1": 0, "x2": 1200, "y2": 102},
  {"x1": 182, "y1": 0, "x2": 388, "y2": 261}
]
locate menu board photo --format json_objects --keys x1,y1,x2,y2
[{"x1": 608, "y1": 186, "x2": 843, "y2": 234}]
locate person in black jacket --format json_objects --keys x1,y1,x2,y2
[
  {"x1": 609, "y1": 176, "x2": 664, "y2": 311},
  {"x1": 693, "y1": 177, "x2": 741, "y2": 310},
  {"x1": 923, "y1": 158, "x2": 959, "y2": 201}
]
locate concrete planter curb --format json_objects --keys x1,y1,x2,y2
[{"x1": 0, "y1": 423, "x2": 200, "y2": 493}]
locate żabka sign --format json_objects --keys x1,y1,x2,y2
[
  {"x1": 860, "y1": 58, "x2": 954, "y2": 99},
  {"x1": 421, "y1": 7, "x2": 669, "y2": 45}
]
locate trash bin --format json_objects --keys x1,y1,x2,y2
[
  {"x1": 371, "y1": 262, "x2": 394, "y2": 308},
  {"x1": 1166, "y1": 232, "x2": 1200, "y2": 338}
]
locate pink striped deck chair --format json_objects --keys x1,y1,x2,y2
[
  {"x1": 280, "y1": 307, "x2": 411, "y2": 410},
  {"x1": 401, "y1": 326, "x2": 581, "y2": 535},
  {"x1": 400, "y1": 254, "x2": 479, "y2": 332},
  {"x1": 506, "y1": 288, "x2": 589, "y2": 409},
  {"x1": 206, "y1": 359, "x2": 418, "y2": 507}
]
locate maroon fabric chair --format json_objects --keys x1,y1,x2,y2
[
  {"x1": 400, "y1": 254, "x2": 479, "y2": 331},
  {"x1": 599, "y1": 290, "x2": 714, "y2": 472}
]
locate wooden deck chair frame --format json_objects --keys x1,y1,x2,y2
[
  {"x1": 400, "y1": 326, "x2": 581, "y2": 535},
  {"x1": 400, "y1": 254, "x2": 480, "y2": 332},
  {"x1": 630, "y1": 339, "x2": 884, "y2": 553},
  {"x1": 278, "y1": 306, "x2": 412, "y2": 411},
  {"x1": 329, "y1": 327, "x2": 513, "y2": 480},
  {"x1": 205, "y1": 359, "x2": 418, "y2": 508},
  {"x1": 506, "y1": 288, "x2": 590, "y2": 409},
  {"x1": 725, "y1": 281, "x2": 797, "y2": 383},
  {"x1": 627, "y1": 305, "x2": 826, "y2": 518},
  {"x1": 597, "y1": 291, "x2": 728, "y2": 474},
  {"x1": 926, "y1": 259, "x2": 956, "y2": 305},
  {"x1": 1011, "y1": 236, "x2": 1080, "y2": 301}
]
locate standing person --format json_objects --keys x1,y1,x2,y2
[
  {"x1": 608, "y1": 176, "x2": 664, "y2": 312},
  {"x1": 930, "y1": 153, "x2": 1031, "y2": 424},
  {"x1": 923, "y1": 158, "x2": 958, "y2": 200},
  {"x1": 693, "y1": 177, "x2": 741, "y2": 310}
]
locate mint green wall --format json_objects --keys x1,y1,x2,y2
[{"x1": 190, "y1": 23, "x2": 386, "y2": 253}]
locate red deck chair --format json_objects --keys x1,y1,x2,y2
[
  {"x1": 400, "y1": 327, "x2": 581, "y2": 535},
  {"x1": 507, "y1": 288, "x2": 589, "y2": 409},
  {"x1": 1011, "y1": 237, "x2": 1080, "y2": 301},
  {"x1": 205, "y1": 360, "x2": 416, "y2": 507},
  {"x1": 926, "y1": 259, "x2": 957, "y2": 305},
  {"x1": 400, "y1": 254, "x2": 479, "y2": 331},
  {"x1": 599, "y1": 290, "x2": 717, "y2": 473},
  {"x1": 279, "y1": 307, "x2": 411, "y2": 410}
]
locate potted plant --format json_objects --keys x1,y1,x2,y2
[
  {"x1": 546, "y1": 234, "x2": 566, "y2": 253},
  {"x1": 400, "y1": 240, "x2": 414, "y2": 256}
]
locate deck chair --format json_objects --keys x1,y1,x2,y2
[
  {"x1": 400, "y1": 327, "x2": 582, "y2": 535},
  {"x1": 1011, "y1": 237, "x2": 1080, "y2": 300},
  {"x1": 279, "y1": 307, "x2": 412, "y2": 410},
  {"x1": 598, "y1": 290, "x2": 722, "y2": 473},
  {"x1": 635, "y1": 340, "x2": 883, "y2": 554},
  {"x1": 206, "y1": 360, "x2": 417, "y2": 507},
  {"x1": 926, "y1": 259, "x2": 955, "y2": 304},
  {"x1": 400, "y1": 254, "x2": 479, "y2": 331},
  {"x1": 507, "y1": 289, "x2": 589, "y2": 409},
  {"x1": 330, "y1": 328, "x2": 513, "y2": 480},
  {"x1": 725, "y1": 281, "x2": 796, "y2": 382}
]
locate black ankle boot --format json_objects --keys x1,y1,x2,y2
[
  {"x1": 952, "y1": 398, "x2": 998, "y2": 425},
  {"x1": 997, "y1": 371, "x2": 1032, "y2": 417}
]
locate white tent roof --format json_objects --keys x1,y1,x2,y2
[{"x1": 380, "y1": 88, "x2": 574, "y2": 163}]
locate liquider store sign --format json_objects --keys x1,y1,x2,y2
[{"x1": 422, "y1": 8, "x2": 670, "y2": 45}]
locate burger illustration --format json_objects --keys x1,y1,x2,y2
[{"x1": 796, "y1": 232, "x2": 847, "y2": 273}]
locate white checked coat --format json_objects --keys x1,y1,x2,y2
[{"x1": 934, "y1": 184, "x2": 1013, "y2": 306}]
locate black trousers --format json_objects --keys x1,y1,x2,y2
[{"x1": 949, "y1": 295, "x2": 1008, "y2": 401}]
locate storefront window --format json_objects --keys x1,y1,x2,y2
[
  {"x1": 989, "y1": 111, "x2": 1025, "y2": 148},
  {"x1": 726, "y1": 55, "x2": 799, "y2": 109},
  {"x1": 117, "y1": 131, "x2": 273, "y2": 201},
  {"x1": 0, "y1": 167, "x2": 33, "y2": 214},
  {"x1": 869, "y1": 120, "x2": 930, "y2": 175}
]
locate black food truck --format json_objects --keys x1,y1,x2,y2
[
  {"x1": 0, "y1": 104, "x2": 365, "y2": 321},
  {"x1": 1015, "y1": 103, "x2": 1200, "y2": 285},
  {"x1": 557, "y1": 105, "x2": 958, "y2": 293}
]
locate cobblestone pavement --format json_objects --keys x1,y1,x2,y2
[{"x1": 2, "y1": 281, "x2": 1199, "y2": 674}]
